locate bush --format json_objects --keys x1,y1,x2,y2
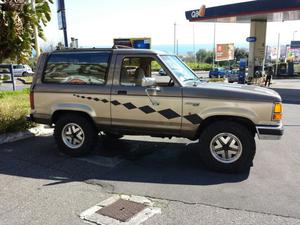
[
  {"x1": 186, "y1": 62, "x2": 212, "y2": 71},
  {"x1": 0, "y1": 89, "x2": 34, "y2": 134},
  {"x1": 0, "y1": 74, "x2": 11, "y2": 82}
]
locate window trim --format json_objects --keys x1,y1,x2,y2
[{"x1": 42, "y1": 51, "x2": 112, "y2": 86}]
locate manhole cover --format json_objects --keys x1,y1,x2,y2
[{"x1": 96, "y1": 199, "x2": 146, "y2": 222}]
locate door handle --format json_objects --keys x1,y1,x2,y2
[{"x1": 117, "y1": 90, "x2": 127, "y2": 95}]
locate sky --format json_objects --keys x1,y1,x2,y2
[{"x1": 41, "y1": 0, "x2": 300, "y2": 52}]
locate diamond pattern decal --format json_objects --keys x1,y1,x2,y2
[
  {"x1": 72, "y1": 94, "x2": 202, "y2": 124},
  {"x1": 158, "y1": 109, "x2": 180, "y2": 119},
  {"x1": 139, "y1": 106, "x2": 156, "y2": 114},
  {"x1": 111, "y1": 100, "x2": 121, "y2": 106},
  {"x1": 123, "y1": 102, "x2": 137, "y2": 110},
  {"x1": 184, "y1": 114, "x2": 203, "y2": 124}
]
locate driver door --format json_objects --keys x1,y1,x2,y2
[{"x1": 111, "y1": 55, "x2": 182, "y2": 134}]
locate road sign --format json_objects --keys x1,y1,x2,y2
[{"x1": 246, "y1": 36, "x2": 257, "y2": 42}]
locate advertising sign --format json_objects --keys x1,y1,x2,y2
[
  {"x1": 216, "y1": 43, "x2": 235, "y2": 61},
  {"x1": 113, "y1": 38, "x2": 151, "y2": 49}
]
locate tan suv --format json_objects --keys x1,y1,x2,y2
[{"x1": 29, "y1": 48, "x2": 283, "y2": 173}]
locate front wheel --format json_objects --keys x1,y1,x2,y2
[
  {"x1": 199, "y1": 121, "x2": 256, "y2": 173},
  {"x1": 54, "y1": 115, "x2": 97, "y2": 157}
]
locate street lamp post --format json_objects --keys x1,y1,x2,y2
[
  {"x1": 173, "y1": 22, "x2": 177, "y2": 54},
  {"x1": 193, "y1": 24, "x2": 196, "y2": 63},
  {"x1": 275, "y1": 33, "x2": 280, "y2": 76},
  {"x1": 293, "y1": 30, "x2": 298, "y2": 41},
  {"x1": 31, "y1": 0, "x2": 40, "y2": 57},
  {"x1": 212, "y1": 23, "x2": 216, "y2": 69}
]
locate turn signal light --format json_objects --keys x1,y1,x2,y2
[
  {"x1": 273, "y1": 113, "x2": 282, "y2": 121},
  {"x1": 272, "y1": 103, "x2": 282, "y2": 121},
  {"x1": 274, "y1": 103, "x2": 282, "y2": 113}
]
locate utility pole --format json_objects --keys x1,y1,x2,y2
[
  {"x1": 174, "y1": 22, "x2": 177, "y2": 54},
  {"x1": 31, "y1": 0, "x2": 40, "y2": 57},
  {"x1": 212, "y1": 23, "x2": 216, "y2": 69}
]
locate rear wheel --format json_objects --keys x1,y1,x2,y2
[
  {"x1": 54, "y1": 115, "x2": 97, "y2": 157},
  {"x1": 199, "y1": 121, "x2": 256, "y2": 173}
]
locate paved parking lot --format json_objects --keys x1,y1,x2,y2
[
  {"x1": 0, "y1": 80, "x2": 30, "y2": 91},
  {"x1": 0, "y1": 80, "x2": 299, "y2": 225}
]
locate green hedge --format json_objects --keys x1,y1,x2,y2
[
  {"x1": 186, "y1": 62, "x2": 213, "y2": 71},
  {"x1": 0, "y1": 89, "x2": 34, "y2": 134}
]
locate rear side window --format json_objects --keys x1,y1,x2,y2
[{"x1": 43, "y1": 52, "x2": 111, "y2": 85}]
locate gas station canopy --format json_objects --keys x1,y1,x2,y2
[{"x1": 185, "y1": 0, "x2": 300, "y2": 23}]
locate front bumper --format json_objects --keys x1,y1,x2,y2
[{"x1": 256, "y1": 123, "x2": 284, "y2": 140}]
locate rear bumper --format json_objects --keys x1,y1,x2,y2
[{"x1": 256, "y1": 123, "x2": 284, "y2": 140}]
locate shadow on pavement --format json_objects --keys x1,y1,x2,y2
[
  {"x1": 0, "y1": 135, "x2": 250, "y2": 187},
  {"x1": 272, "y1": 88, "x2": 300, "y2": 105}
]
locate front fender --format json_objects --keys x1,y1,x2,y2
[{"x1": 200, "y1": 106, "x2": 257, "y2": 123}]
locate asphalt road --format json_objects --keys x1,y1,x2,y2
[
  {"x1": 0, "y1": 80, "x2": 299, "y2": 225},
  {"x1": 0, "y1": 80, "x2": 30, "y2": 91}
]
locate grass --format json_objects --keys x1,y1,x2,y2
[
  {"x1": 0, "y1": 88, "x2": 34, "y2": 134},
  {"x1": 208, "y1": 78, "x2": 226, "y2": 82}
]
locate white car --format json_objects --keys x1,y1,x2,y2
[{"x1": 12, "y1": 64, "x2": 34, "y2": 76}]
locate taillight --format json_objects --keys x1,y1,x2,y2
[{"x1": 30, "y1": 91, "x2": 34, "y2": 110}]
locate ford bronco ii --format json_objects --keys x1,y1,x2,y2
[{"x1": 29, "y1": 48, "x2": 283, "y2": 172}]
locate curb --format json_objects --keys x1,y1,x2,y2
[{"x1": 0, "y1": 125, "x2": 53, "y2": 145}]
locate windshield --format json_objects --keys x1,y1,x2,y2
[{"x1": 160, "y1": 55, "x2": 200, "y2": 86}]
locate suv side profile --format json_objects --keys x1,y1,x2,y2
[{"x1": 29, "y1": 48, "x2": 283, "y2": 173}]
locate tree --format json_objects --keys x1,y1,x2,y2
[
  {"x1": 234, "y1": 48, "x2": 249, "y2": 62},
  {"x1": 196, "y1": 49, "x2": 213, "y2": 64},
  {"x1": 0, "y1": 0, "x2": 53, "y2": 63}
]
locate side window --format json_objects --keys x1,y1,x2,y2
[
  {"x1": 120, "y1": 57, "x2": 171, "y2": 87},
  {"x1": 43, "y1": 52, "x2": 111, "y2": 85}
]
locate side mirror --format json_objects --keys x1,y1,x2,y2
[
  {"x1": 142, "y1": 77, "x2": 156, "y2": 87},
  {"x1": 158, "y1": 68, "x2": 167, "y2": 76}
]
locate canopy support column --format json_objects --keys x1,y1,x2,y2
[{"x1": 248, "y1": 20, "x2": 267, "y2": 78}]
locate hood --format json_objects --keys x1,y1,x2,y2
[{"x1": 183, "y1": 82, "x2": 282, "y2": 102}]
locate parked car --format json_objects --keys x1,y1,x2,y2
[
  {"x1": 12, "y1": 64, "x2": 34, "y2": 77},
  {"x1": 227, "y1": 69, "x2": 240, "y2": 83},
  {"x1": 29, "y1": 48, "x2": 283, "y2": 173},
  {"x1": 209, "y1": 67, "x2": 229, "y2": 78}
]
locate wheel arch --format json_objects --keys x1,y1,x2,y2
[
  {"x1": 51, "y1": 110, "x2": 97, "y2": 130},
  {"x1": 196, "y1": 115, "x2": 256, "y2": 139}
]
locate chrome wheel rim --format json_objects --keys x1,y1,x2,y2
[
  {"x1": 210, "y1": 133, "x2": 243, "y2": 164},
  {"x1": 62, "y1": 123, "x2": 85, "y2": 149}
]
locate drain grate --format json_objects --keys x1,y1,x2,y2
[{"x1": 96, "y1": 199, "x2": 146, "y2": 222}]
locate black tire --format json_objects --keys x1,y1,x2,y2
[
  {"x1": 54, "y1": 115, "x2": 97, "y2": 157},
  {"x1": 198, "y1": 121, "x2": 256, "y2": 173}
]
